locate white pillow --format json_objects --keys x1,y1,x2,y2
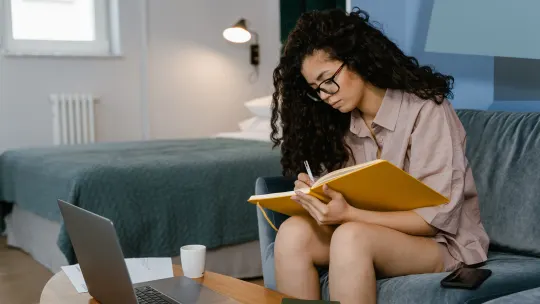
[
  {"x1": 244, "y1": 95, "x2": 273, "y2": 118},
  {"x1": 239, "y1": 117, "x2": 271, "y2": 133},
  {"x1": 214, "y1": 131, "x2": 272, "y2": 142}
]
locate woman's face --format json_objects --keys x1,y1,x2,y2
[{"x1": 301, "y1": 50, "x2": 367, "y2": 113}]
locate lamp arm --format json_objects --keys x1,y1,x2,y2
[{"x1": 250, "y1": 30, "x2": 259, "y2": 44}]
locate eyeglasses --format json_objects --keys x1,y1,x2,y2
[{"x1": 306, "y1": 62, "x2": 346, "y2": 102}]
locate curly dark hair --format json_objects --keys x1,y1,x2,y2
[{"x1": 270, "y1": 7, "x2": 454, "y2": 177}]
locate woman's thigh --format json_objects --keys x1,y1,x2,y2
[{"x1": 330, "y1": 222, "x2": 444, "y2": 277}]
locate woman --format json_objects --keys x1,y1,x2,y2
[{"x1": 269, "y1": 8, "x2": 490, "y2": 304}]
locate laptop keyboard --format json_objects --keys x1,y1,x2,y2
[{"x1": 135, "y1": 286, "x2": 178, "y2": 304}]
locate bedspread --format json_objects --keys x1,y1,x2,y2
[{"x1": 0, "y1": 138, "x2": 282, "y2": 264}]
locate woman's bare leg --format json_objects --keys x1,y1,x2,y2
[
  {"x1": 274, "y1": 215, "x2": 335, "y2": 299},
  {"x1": 329, "y1": 222, "x2": 444, "y2": 304}
]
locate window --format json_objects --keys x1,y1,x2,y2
[{"x1": 2, "y1": 0, "x2": 119, "y2": 56}]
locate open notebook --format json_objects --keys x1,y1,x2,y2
[{"x1": 248, "y1": 159, "x2": 448, "y2": 217}]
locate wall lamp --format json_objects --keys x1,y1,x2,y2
[{"x1": 223, "y1": 18, "x2": 260, "y2": 66}]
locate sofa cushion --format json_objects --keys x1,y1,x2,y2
[
  {"x1": 318, "y1": 252, "x2": 540, "y2": 303},
  {"x1": 484, "y1": 286, "x2": 540, "y2": 304},
  {"x1": 456, "y1": 110, "x2": 540, "y2": 256}
]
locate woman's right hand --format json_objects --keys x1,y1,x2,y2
[{"x1": 294, "y1": 173, "x2": 313, "y2": 191}]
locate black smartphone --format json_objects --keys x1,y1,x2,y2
[{"x1": 440, "y1": 267, "x2": 492, "y2": 289}]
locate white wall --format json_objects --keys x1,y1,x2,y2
[
  {"x1": 147, "y1": 0, "x2": 280, "y2": 139},
  {"x1": 0, "y1": 1, "x2": 145, "y2": 151},
  {"x1": 0, "y1": 0, "x2": 281, "y2": 150}
]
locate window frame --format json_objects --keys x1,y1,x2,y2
[{"x1": 1, "y1": 0, "x2": 120, "y2": 57}]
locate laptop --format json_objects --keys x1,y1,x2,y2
[{"x1": 57, "y1": 199, "x2": 238, "y2": 304}]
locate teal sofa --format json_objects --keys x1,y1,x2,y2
[
  {"x1": 485, "y1": 286, "x2": 540, "y2": 303},
  {"x1": 255, "y1": 109, "x2": 540, "y2": 303}
]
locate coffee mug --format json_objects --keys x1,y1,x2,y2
[{"x1": 180, "y1": 244, "x2": 206, "y2": 278}]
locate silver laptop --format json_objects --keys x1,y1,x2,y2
[{"x1": 57, "y1": 199, "x2": 238, "y2": 304}]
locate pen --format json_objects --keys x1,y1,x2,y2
[{"x1": 303, "y1": 160, "x2": 315, "y2": 184}]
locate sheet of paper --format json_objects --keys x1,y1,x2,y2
[
  {"x1": 61, "y1": 264, "x2": 88, "y2": 293},
  {"x1": 61, "y1": 257, "x2": 174, "y2": 293},
  {"x1": 124, "y1": 257, "x2": 174, "y2": 285}
]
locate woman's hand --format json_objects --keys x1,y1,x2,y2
[
  {"x1": 291, "y1": 184, "x2": 351, "y2": 225},
  {"x1": 294, "y1": 173, "x2": 314, "y2": 190}
]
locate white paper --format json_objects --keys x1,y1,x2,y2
[
  {"x1": 124, "y1": 257, "x2": 174, "y2": 285},
  {"x1": 61, "y1": 257, "x2": 174, "y2": 293},
  {"x1": 61, "y1": 264, "x2": 88, "y2": 293}
]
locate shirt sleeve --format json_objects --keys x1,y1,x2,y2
[{"x1": 409, "y1": 100, "x2": 468, "y2": 235}]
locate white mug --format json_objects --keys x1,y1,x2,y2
[{"x1": 180, "y1": 244, "x2": 206, "y2": 278}]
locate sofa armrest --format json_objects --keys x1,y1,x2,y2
[{"x1": 255, "y1": 176, "x2": 294, "y2": 289}]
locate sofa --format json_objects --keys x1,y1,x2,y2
[
  {"x1": 255, "y1": 109, "x2": 540, "y2": 303},
  {"x1": 485, "y1": 286, "x2": 540, "y2": 304}
]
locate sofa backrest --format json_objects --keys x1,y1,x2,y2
[{"x1": 456, "y1": 109, "x2": 540, "y2": 257}]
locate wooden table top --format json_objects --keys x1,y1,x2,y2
[{"x1": 40, "y1": 264, "x2": 288, "y2": 304}]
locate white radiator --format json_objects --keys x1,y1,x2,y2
[{"x1": 50, "y1": 94, "x2": 97, "y2": 145}]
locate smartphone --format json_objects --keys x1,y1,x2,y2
[{"x1": 440, "y1": 267, "x2": 492, "y2": 289}]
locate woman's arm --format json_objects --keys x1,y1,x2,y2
[
  {"x1": 293, "y1": 185, "x2": 439, "y2": 236},
  {"x1": 344, "y1": 207, "x2": 439, "y2": 236}
]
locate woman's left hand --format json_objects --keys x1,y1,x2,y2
[{"x1": 291, "y1": 184, "x2": 352, "y2": 225}]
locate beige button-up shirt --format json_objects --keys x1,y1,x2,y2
[{"x1": 344, "y1": 89, "x2": 489, "y2": 265}]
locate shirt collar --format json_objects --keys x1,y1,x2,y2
[
  {"x1": 372, "y1": 89, "x2": 402, "y2": 132},
  {"x1": 349, "y1": 109, "x2": 371, "y2": 138},
  {"x1": 349, "y1": 89, "x2": 403, "y2": 136}
]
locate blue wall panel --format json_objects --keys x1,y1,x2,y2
[
  {"x1": 426, "y1": 0, "x2": 540, "y2": 60},
  {"x1": 351, "y1": 0, "x2": 494, "y2": 109}
]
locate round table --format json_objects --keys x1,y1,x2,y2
[{"x1": 40, "y1": 264, "x2": 288, "y2": 304}]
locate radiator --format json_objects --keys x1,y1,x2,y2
[{"x1": 50, "y1": 94, "x2": 97, "y2": 145}]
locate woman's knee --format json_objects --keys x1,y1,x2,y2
[
  {"x1": 330, "y1": 222, "x2": 377, "y2": 256},
  {"x1": 275, "y1": 216, "x2": 314, "y2": 252}
]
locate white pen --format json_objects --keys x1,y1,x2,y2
[{"x1": 303, "y1": 160, "x2": 315, "y2": 184}]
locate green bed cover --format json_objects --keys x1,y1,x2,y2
[{"x1": 0, "y1": 138, "x2": 282, "y2": 264}]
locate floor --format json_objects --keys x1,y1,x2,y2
[
  {"x1": 0, "y1": 236, "x2": 264, "y2": 304},
  {"x1": 0, "y1": 236, "x2": 53, "y2": 304}
]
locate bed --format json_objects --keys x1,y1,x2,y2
[{"x1": 0, "y1": 137, "x2": 281, "y2": 278}]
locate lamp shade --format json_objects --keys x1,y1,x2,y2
[{"x1": 223, "y1": 18, "x2": 252, "y2": 43}]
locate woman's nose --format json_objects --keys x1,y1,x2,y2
[{"x1": 319, "y1": 91, "x2": 331, "y2": 101}]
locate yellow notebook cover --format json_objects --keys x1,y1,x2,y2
[{"x1": 248, "y1": 159, "x2": 448, "y2": 216}]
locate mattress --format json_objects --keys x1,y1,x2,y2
[{"x1": 5, "y1": 204, "x2": 263, "y2": 278}]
